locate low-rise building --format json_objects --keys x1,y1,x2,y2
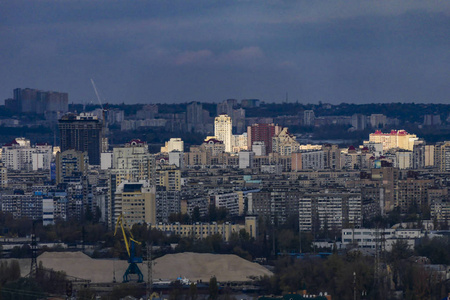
[{"x1": 150, "y1": 216, "x2": 257, "y2": 241}]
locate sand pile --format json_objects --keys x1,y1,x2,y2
[
  {"x1": 31, "y1": 251, "x2": 272, "y2": 283},
  {"x1": 153, "y1": 252, "x2": 272, "y2": 282}
]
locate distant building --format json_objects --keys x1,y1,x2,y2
[
  {"x1": 6, "y1": 88, "x2": 68, "y2": 114},
  {"x1": 58, "y1": 113, "x2": 103, "y2": 165},
  {"x1": 168, "y1": 151, "x2": 184, "y2": 168},
  {"x1": 369, "y1": 114, "x2": 387, "y2": 128},
  {"x1": 136, "y1": 104, "x2": 158, "y2": 119},
  {"x1": 150, "y1": 216, "x2": 257, "y2": 241},
  {"x1": 2, "y1": 138, "x2": 52, "y2": 171},
  {"x1": 434, "y1": 141, "x2": 450, "y2": 172},
  {"x1": 214, "y1": 192, "x2": 242, "y2": 217},
  {"x1": 156, "y1": 188, "x2": 180, "y2": 223},
  {"x1": 161, "y1": 138, "x2": 184, "y2": 153},
  {"x1": 299, "y1": 190, "x2": 362, "y2": 231},
  {"x1": 55, "y1": 150, "x2": 89, "y2": 184},
  {"x1": 252, "y1": 141, "x2": 266, "y2": 156},
  {"x1": 291, "y1": 150, "x2": 324, "y2": 171},
  {"x1": 232, "y1": 133, "x2": 248, "y2": 152},
  {"x1": 341, "y1": 228, "x2": 421, "y2": 251},
  {"x1": 239, "y1": 151, "x2": 254, "y2": 169},
  {"x1": 214, "y1": 114, "x2": 233, "y2": 152},
  {"x1": 368, "y1": 130, "x2": 419, "y2": 151},
  {"x1": 303, "y1": 110, "x2": 315, "y2": 127},
  {"x1": 157, "y1": 165, "x2": 181, "y2": 191},
  {"x1": 0, "y1": 163, "x2": 7, "y2": 188},
  {"x1": 217, "y1": 99, "x2": 237, "y2": 116},
  {"x1": 247, "y1": 123, "x2": 281, "y2": 154},
  {"x1": 186, "y1": 102, "x2": 202, "y2": 131},
  {"x1": 111, "y1": 139, "x2": 156, "y2": 185},
  {"x1": 423, "y1": 114, "x2": 441, "y2": 126},
  {"x1": 114, "y1": 181, "x2": 156, "y2": 226},
  {"x1": 272, "y1": 127, "x2": 301, "y2": 155},
  {"x1": 412, "y1": 144, "x2": 434, "y2": 169},
  {"x1": 352, "y1": 114, "x2": 367, "y2": 131},
  {"x1": 240, "y1": 99, "x2": 260, "y2": 108}
]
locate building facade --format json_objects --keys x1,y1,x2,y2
[{"x1": 58, "y1": 113, "x2": 103, "y2": 165}]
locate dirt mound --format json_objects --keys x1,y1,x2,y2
[
  {"x1": 31, "y1": 251, "x2": 272, "y2": 283},
  {"x1": 154, "y1": 252, "x2": 272, "y2": 282}
]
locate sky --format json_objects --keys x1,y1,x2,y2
[{"x1": 1, "y1": 1, "x2": 449, "y2": 104}]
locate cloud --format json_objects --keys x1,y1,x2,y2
[
  {"x1": 174, "y1": 50, "x2": 213, "y2": 65},
  {"x1": 0, "y1": 1, "x2": 449, "y2": 103}
]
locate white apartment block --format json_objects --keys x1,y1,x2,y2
[
  {"x1": 214, "y1": 114, "x2": 233, "y2": 153},
  {"x1": 214, "y1": 192, "x2": 241, "y2": 217},
  {"x1": 112, "y1": 139, "x2": 156, "y2": 185},
  {"x1": 238, "y1": 151, "x2": 254, "y2": 169},
  {"x1": 2, "y1": 139, "x2": 53, "y2": 171},
  {"x1": 300, "y1": 150, "x2": 325, "y2": 170},
  {"x1": 299, "y1": 190, "x2": 361, "y2": 231},
  {"x1": 341, "y1": 228, "x2": 423, "y2": 251}
]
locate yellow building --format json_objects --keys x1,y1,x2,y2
[
  {"x1": 368, "y1": 130, "x2": 418, "y2": 151},
  {"x1": 114, "y1": 180, "x2": 156, "y2": 226},
  {"x1": 150, "y1": 216, "x2": 257, "y2": 241},
  {"x1": 272, "y1": 128, "x2": 301, "y2": 155},
  {"x1": 157, "y1": 164, "x2": 181, "y2": 191},
  {"x1": 160, "y1": 138, "x2": 184, "y2": 153},
  {"x1": 434, "y1": 141, "x2": 450, "y2": 172}
]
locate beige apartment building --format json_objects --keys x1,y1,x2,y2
[
  {"x1": 114, "y1": 180, "x2": 156, "y2": 226},
  {"x1": 368, "y1": 130, "x2": 418, "y2": 151},
  {"x1": 150, "y1": 216, "x2": 257, "y2": 241}
]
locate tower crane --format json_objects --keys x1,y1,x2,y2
[
  {"x1": 114, "y1": 213, "x2": 144, "y2": 283},
  {"x1": 90, "y1": 78, "x2": 109, "y2": 151}
]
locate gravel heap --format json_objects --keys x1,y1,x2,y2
[{"x1": 32, "y1": 251, "x2": 272, "y2": 283}]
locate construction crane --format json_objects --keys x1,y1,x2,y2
[
  {"x1": 90, "y1": 78, "x2": 109, "y2": 151},
  {"x1": 114, "y1": 214, "x2": 144, "y2": 283}
]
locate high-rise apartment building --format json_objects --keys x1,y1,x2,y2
[
  {"x1": 247, "y1": 123, "x2": 281, "y2": 154},
  {"x1": 186, "y1": 102, "x2": 203, "y2": 132},
  {"x1": 435, "y1": 141, "x2": 450, "y2": 172},
  {"x1": 55, "y1": 150, "x2": 89, "y2": 184},
  {"x1": 214, "y1": 114, "x2": 232, "y2": 152},
  {"x1": 113, "y1": 181, "x2": 156, "y2": 226},
  {"x1": 58, "y1": 113, "x2": 103, "y2": 165},
  {"x1": 111, "y1": 139, "x2": 156, "y2": 186},
  {"x1": 157, "y1": 165, "x2": 181, "y2": 191},
  {"x1": 6, "y1": 88, "x2": 68, "y2": 114},
  {"x1": 303, "y1": 110, "x2": 315, "y2": 127}
]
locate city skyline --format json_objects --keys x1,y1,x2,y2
[{"x1": 1, "y1": 1, "x2": 449, "y2": 104}]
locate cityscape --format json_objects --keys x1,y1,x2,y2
[
  {"x1": 1, "y1": 1, "x2": 450, "y2": 300},
  {"x1": 0, "y1": 89, "x2": 449, "y2": 299}
]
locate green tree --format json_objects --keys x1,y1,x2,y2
[
  {"x1": 1, "y1": 278, "x2": 45, "y2": 300},
  {"x1": 189, "y1": 282, "x2": 198, "y2": 300},
  {"x1": 209, "y1": 276, "x2": 219, "y2": 300}
]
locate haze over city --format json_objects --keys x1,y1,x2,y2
[{"x1": 1, "y1": 1, "x2": 450, "y2": 104}]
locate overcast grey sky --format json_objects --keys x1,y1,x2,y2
[{"x1": 1, "y1": 1, "x2": 449, "y2": 104}]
